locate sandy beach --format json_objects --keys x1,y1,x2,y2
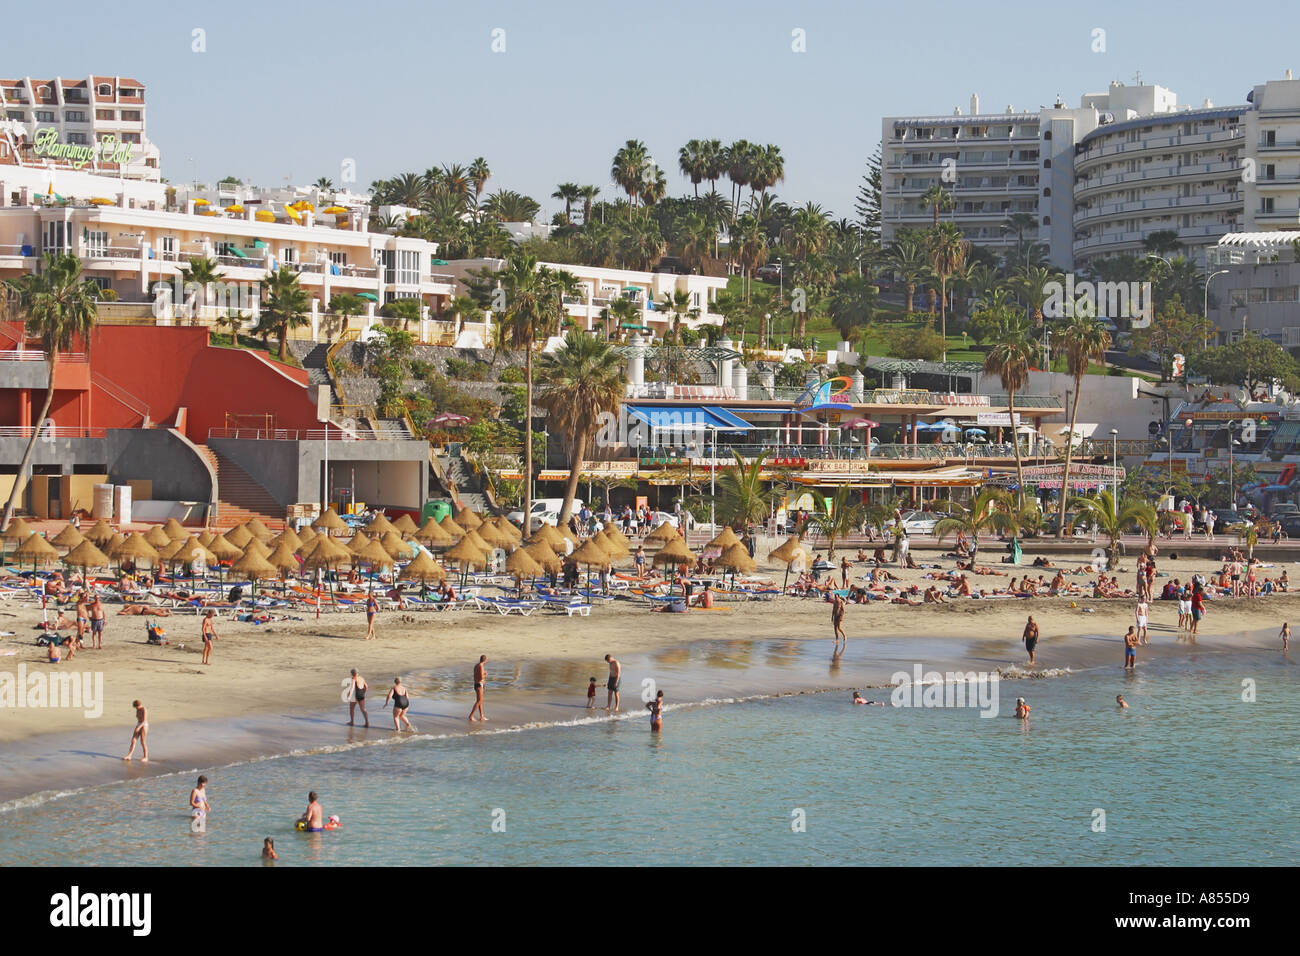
[{"x1": 0, "y1": 542, "x2": 1292, "y2": 805}]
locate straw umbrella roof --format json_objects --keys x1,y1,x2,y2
[
  {"x1": 15, "y1": 533, "x2": 59, "y2": 563},
  {"x1": 602, "y1": 524, "x2": 631, "y2": 549},
  {"x1": 2, "y1": 517, "x2": 34, "y2": 541},
  {"x1": 399, "y1": 551, "x2": 446, "y2": 582},
  {"x1": 415, "y1": 517, "x2": 453, "y2": 544},
  {"x1": 644, "y1": 521, "x2": 678, "y2": 543},
  {"x1": 505, "y1": 548, "x2": 544, "y2": 578},
  {"x1": 345, "y1": 530, "x2": 373, "y2": 553},
  {"x1": 355, "y1": 538, "x2": 395, "y2": 568},
  {"x1": 157, "y1": 537, "x2": 187, "y2": 561},
  {"x1": 223, "y1": 524, "x2": 253, "y2": 548},
  {"x1": 197, "y1": 531, "x2": 216, "y2": 547},
  {"x1": 595, "y1": 528, "x2": 630, "y2": 558},
  {"x1": 103, "y1": 533, "x2": 126, "y2": 557},
  {"x1": 269, "y1": 527, "x2": 303, "y2": 551},
  {"x1": 171, "y1": 536, "x2": 217, "y2": 566},
  {"x1": 474, "y1": 521, "x2": 514, "y2": 550},
  {"x1": 527, "y1": 524, "x2": 568, "y2": 552},
  {"x1": 768, "y1": 535, "x2": 803, "y2": 563},
  {"x1": 266, "y1": 542, "x2": 301, "y2": 575},
  {"x1": 207, "y1": 533, "x2": 243, "y2": 561},
  {"x1": 453, "y1": 506, "x2": 483, "y2": 530},
  {"x1": 297, "y1": 535, "x2": 325, "y2": 559},
  {"x1": 231, "y1": 550, "x2": 278, "y2": 580},
  {"x1": 162, "y1": 518, "x2": 188, "y2": 541},
  {"x1": 443, "y1": 537, "x2": 488, "y2": 569},
  {"x1": 439, "y1": 515, "x2": 466, "y2": 538},
  {"x1": 706, "y1": 527, "x2": 741, "y2": 551},
  {"x1": 83, "y1": 519, "x2": 114, "y2": 545},
  {"x1": 491, "y1": 515, "x2": 522, "y2": 541},
  {"x1": 242, "y1": 538, "x2": 271, "y2": 559},
  {"x1": 51, "y1": 524, "x2": 85, "y2": 548},
  {"x1": 717, "y1": 542, "x2": 758, "y2": 574},
  {"x1": 380, "y1": 531, "x2": 413, "y2": 560},
  {"x1": 314, "y1": 507, "x2": 348, "y2": 532},
  {"x1": 570, "y1": 537, "x2": 612, "y2": 566},
  {"x1": 115, "y1": 532, "x2": 161, "y2": 564},
  {"x1": 303, "y1": 536, "x2": 351, "y2": 570},
  {"x1": 144, "y1": 526, "x2": 172, "y2": 548},
  {"x1": 297, "y1": 525, "x2": 317, "y2": 543},
  {"x1": 242, "y1": 517, "x2": 273, "y2": 541},
  {"x1": 652, "y1": 536, "x2": 695, "y2": 565},
  {"x1": 391, "y1": 513, "x2": 419, "y2": 535},
  {"x1": 63, "y1": 539, "x2": 111, "y2": 569},
  {"x1": 524, "y1": 541, "x2": 563, "y2": 574},
  {"x1": 365, "y1": 513, "x2": 398, "y2": 536},
  {"x1": 463, "y1": 528, "x2": 495, "y2": 555}
]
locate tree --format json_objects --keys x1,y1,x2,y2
[
  {"x1": 882, "y1": 323, "x2": 946, "y2": 361},
  {"x1": 854, "y1": 146, "x2": 882, "y2": 241},
  {"x1": 657, "y1": 289, "x2": 694, "y2": 342},
  {"x1": 825, "y1": 275, "x2": 878, "y2": 346},
  {"x1": 1053, "y1": 315, "x2": 1112, "y2": 537},
  {"x1": 1130, "y1": 295, "x2": 1214, "y2": 381},
  {"x1": 258, "y1": 267, "x2": 310, "y2": 361},
  {"x1": 611, "y1": 140, "x2": 651, "y2": 207},
  {"x1": 469, "y1": 157, "x2": 491, "y2": 209},
  {"x1": 933, "y1": 488, "x2": 1016, "y2": 567},
  {"x1": 378, "y1": 296, "x2": 422, "y2": 332},
  {"x1": 1000, "y1": 212, "x2": 1038, "y2": 247},
  {"x1": 1069, "y1": 490, "x2": 1157, "y2": 568},
  {"x1": 497, "y1": 254, "x2": 579, "y2": 533},
  {"x1": 328, "y1": 293, "x2": 366, "y2": 342},
  {"x1": 576, "y1": 185, "x2": 600, "y2": 226},
  {"x1": 483, "y1": 189, "x2": 541, "y2": 223},
  {"x1": 920, "y1": 185, "x2": 954, "y2": 228},
  {"x1": 2, "y1": 254, "x2": 99, "y2": 529},
  {"x1": 1201, "y1": 333, "x2": 1300, "y2": 395},
  {"x1": 712, "y1": 450, "x2": 781, "y2": 530},
  {"x1": 551, "y1": 182, "x2": 581, "y2": 223},
  {"x1": 983, "y1": 315, "x2": 1036, "y2": 504},
  {"x1": 807, "y1": 486, "x2": 866, "y2": 557},
  {"x1": 182, "y1": 256, "x2": 223, "y2": 324},
  {"x1": 678, "y1": 140, "x2": 709, "y2": 198},
  {"x1": 887, "y1": 232, "x2": 930, "y2": 314},
  {"x1": 1013, "y1": 264, "x2": 1056, "y2": 326},
  {"x1": 1143, "y1": 230, "x2": 1182, "y2": 256},
  {"x1": 535, "y1": 331, "x2": 625, "y2": 526},
  {"x1": 730, "y1": 214, "x2": 768, "y2": 303},
  {"x1": 926, "y1": 222, "x2": 969, "y2": 354}
]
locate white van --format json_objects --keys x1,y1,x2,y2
[{"x1": 507, "y1": 497, "x2": 584, "y2": 530}]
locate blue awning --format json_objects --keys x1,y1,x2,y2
[{"x1": 625, "y1": 404, "x2": 750, "y2": 433}]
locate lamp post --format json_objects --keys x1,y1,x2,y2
[
  {"x1": 1110, "y1": 428, "x2": 1119, "y2": 518},
  {"x1": 1227, "y1": 421, "x2": 1240, "y2": 510},
  {"x1": 1204, "y1": 270, "x2": 1229, "y2": 349}
]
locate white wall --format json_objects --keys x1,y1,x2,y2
[{"x1": 1023, "y1": 370, "x2": 1179, "y2": 439}]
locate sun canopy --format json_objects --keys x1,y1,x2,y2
[{"x1": 624, "y1": 405, "x2": 751, "y2": 433}]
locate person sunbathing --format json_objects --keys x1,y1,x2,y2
[
  {"x1": 1049, "y1": 571, "x2": 1066, "y2": 595},
  {"x1": 923, "y1": 586, "x2": 947, "y2": 604},
  {"x1": 117, "y1": 605, "x2": 172, "y2": 617},
  {"x1": 954, "y1": 576, "x2": 973, "y2": 597}
]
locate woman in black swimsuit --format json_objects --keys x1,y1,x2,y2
[
  {"x1": 384, "y1": 677, "x2": 415, "y2": 732},
  {"x1": 348, "y1": 668, "x2": 369, "y2": 728}
]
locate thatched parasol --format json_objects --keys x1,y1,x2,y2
[
  {"x1": 365, "y1": 513, "x2": 398, "y2": 537},
  {"x1": 15, "y1": 532, "x2": 59, "y2": 567},
  {"x1": 442, "y1": 537, "x2": 488, "y2": 584},
  {"x1": 414, "y1": 516, "x2": 452, "y2": 544},
  {"x1": 197, "y1": 531, "x2": 216, "y2": 548},
  {"x1": 716, "y1": 541, "x2": 758, "y2": 577},
  {"x1": 399, "y1": 550, "x2": 446, "y2": 584},
  {"x1": 230, "y1": 550, "x2": 278, "y2": 596},
  {"x1": 602, "y1": 523, "x2": 631, "y2": 550},
  {"x1": 83, "y1": 519, "x2": 114, "y2": 545},
  {"x1": 313, "y1": 507, "x2": 348, "y2": 535},
  {"x1": 706, "y1": 527, "x2": 741, "y2": 551},
  {"x1": 51, "y1": 524, "x2": 85, "y2": 548},
  {"x1": 391, "y1": 513, "x2": 419, "y2": 536},
  {"x1": 345, "y1": 530, "x2": 373, "y2": 553},
  {"x1": 302, "y1": 535, "x2": 351, "y2": 569},
  {"x1": 222, "y1": 524, "x2": 253, "y2": 549},
  {"x1": 528, "y1": 524, "x2": 569, "y2": 553},
  {"x1": 569, "y1": 537, "x2": 612, "y2": 598},
  {"x1": 157, "y1": 537, "x2": 187, "y2": 561},
  {"x1": 172, "y1": 536, "x2": 217, "y2": 571},
  {"x1": 524, "y1": 541, "x2": 563, "y2": 575},
  {"x1": 652, "y1": 536, "x2": 694, "y2": 566},
  {"x1": 380, "y1": 531, "x2": 414, "y2": 560},
  {"x1": 207, "y1": 533, "x2": 243, "y2": 563},
  {"x1": 267, "y1": 542, "x2": 301, "y2": 575},
  {"x1": 103, "y1": 533, "x2": 126, "y2": 558},
  {"x1": 297, "y1": 525, "x2": 317, "y2": 543},
  {"x1": 453, "y1": 506, "x2": 483, "y2": 530},
  {"x1": 474, "y1": 521, "x2": 515, "y2": 551},
  {"x1": 490, "y1": 515, "x2": 522, "y2": 541},
  {"x1": 595, "y1": 528, "x2": 630, "y2": 560},
  {"x1": 354, "y1": 539, "x2": 394, "y2": 589},
  {"x1": 505, "y1": 547, "x2": 543, "y2": 584},
  {"x1": 242, "y1": 517, "x2": 273, "y2": 541},
  {"x1": 162, "y1": 517, "x2": 188, "y2": 541},
  {"x1": 644, "y1": 521, "x2": 678, "y2": 543},
  {"x1": 768, "y1": 535, "x2": 805, "y2": 593},
  {"x1": 463, "y1": 528, "x2": 496, "y2": 555},
  {"x1": 115, "y1": 532, "x2": 161, "y2": 567},
  {"x1": 2, "y1": 517, "x2": 34, "y2": 541},
  {"x1": 242, "y1": 538, "x2": 271, "y2": 560},
  {"x1": 269, "y1": 526, "x2": 303, "y2": 551},
  {"x1": 63, "y1": 539, "x2": 111, "y2": 570},
  {"x1": 143, "y1": 526, "x2": 172, "y2": 549}
]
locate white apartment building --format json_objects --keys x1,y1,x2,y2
[{"x1": 1243, "y1": 73, "x2": 1300, "y2": 232}]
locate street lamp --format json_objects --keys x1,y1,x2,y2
[
  {"x1": 1110, "y1": 428, "x2": 1119, "y2": 517},
  {"x1": 1226, "y1": 421, "x2": 1241, "y2": 510},
  {"x1": 1203, "y1": 270, "x2": 1229, "y2": 349}
]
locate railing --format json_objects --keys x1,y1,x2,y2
[
  {"x1": 0, "y1": 426, "x2": 106, "y2": 439},
  {"x1": 82, "y1": 245, "x2": 143, "y2": 260},
  {"x1": 207, "y1": 425, "x2": 398, "y2": 442},
  {"x1": 1079, "y1": 438, "x2": 1161, "y2": 457},
  {"x1": 0, "y1": 350, "x2": 86, "y2": 363},
  {"x1": 638, "y1": 442, "x2": 1061, "y2": 464},
  {"x1": 91, "y1": 371, "x2": 150, "y2": 424}
]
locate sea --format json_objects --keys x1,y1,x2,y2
[{"x1": 0, "y1": 638, "x2": 1295, "y2": 866}]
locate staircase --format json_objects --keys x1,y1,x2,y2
[
  {"x1": 195, "y1": 443, "x2": 285, "y2": 530},
  {"x1": 441, "y1": 455, "x2": 490, "y2": 512}
]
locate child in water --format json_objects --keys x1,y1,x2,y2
[
  {"x1": 262, "y1": 838, "x2": 277, "y2": 860},
  {"x1": 586, "y1": 677, "x2": 597, "y2": 710},
  {"x1": 1014, "y1": 698, "x2": 1031, "y2": 719}
]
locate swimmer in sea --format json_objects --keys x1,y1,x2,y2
[
  {"x1": 1014, "y1": 697, "x2": 1030, "y2": 719},
  {"x1": 189, "y1": 775, "x2": 211, "y2": 820},
  {"x1": 299, "y1": 791, "x2": 323, "y2": 831},
  {"x1": 262, "y1": 838, "x2": 277, "y2": 860},
  {"x1": 1116, "y1": 694, "x2": 1129, "y2": 709},
  {"x1": 123, "y1": 699, "x2": 148, "y2": 762},
  {"x1": 385, "y1": 677, "x2": 416, "y2": 732},
  {"x1": 647, "y1": 690, "x2": 664, "y2": 733},
  {"x1": 852, "y1": 691, "x2": 883, "y2": 706}
]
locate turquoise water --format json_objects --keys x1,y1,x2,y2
[{"x1": 1, "y1": 648, "x2": 1296, "y2": 866}]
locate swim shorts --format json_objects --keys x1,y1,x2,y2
[
  {"x1": 91, "y1": 620, "x2": 104, "y2": 633},
  {"x1": 607, "y1": 677, "x2": 621, "y2": 691}
]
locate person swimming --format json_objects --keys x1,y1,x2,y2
[
  {"x1": 189, "y1": 775, "x2": 210, "y2": 819},
  {"x1": 852, "y1": 691, "x2": 883, "y2": 706},
  {"x1": 1014, "y1": 697, "x2": 1031, "y2": 719},
  {"x1": 1116, "y1": 694, "x2": 1129, "y2": 709}
]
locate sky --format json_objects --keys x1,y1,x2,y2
[{"x1": 4, "y1": 0, "x2": 1300, "y2": 221}]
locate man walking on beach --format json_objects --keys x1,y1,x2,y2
[
  {"x1": 201, "y1": 609, "x2": 218, "y2": 665},
  {"x1": 468, "y1": 654, "x2": 488, "y2": 722},
  {"x1": 89, "y1": 595, "x2": 106, "y2": 650},
  {"x1": 1124, "y1": 626, "x2": 1138, "y2": 670},
  {"x1": 831, "y1": 593, "x2": 846, "y2": 643},
  {"x1": 123, "y1": 699, "x2": 148, "y2": 762},
  {"x1": 604, "y1": 653, "x2": 622, "y2": 711},
  {"x1": 1022, "y1": 615, "x2": 1039, "y2": 664}
]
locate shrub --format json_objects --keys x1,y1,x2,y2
[{"x1": 498, "y1": 365, "x2": 525, "y2": 384}]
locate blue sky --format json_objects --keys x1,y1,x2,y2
[{"x1": 3, "y1": 0, "x2": 1298, "y2": 220}]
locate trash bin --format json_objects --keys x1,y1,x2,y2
[{"x1": 422, "y1": 500, "x2": 452, "y2": 523}]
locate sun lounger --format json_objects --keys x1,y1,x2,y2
[{"x1": 473, "y1": 595, "x2": 543, "y2": 616}]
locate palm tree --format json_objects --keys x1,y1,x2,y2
[
  {"x1": 1013, "y1": 264, "x2": 1056, "y2": 326},
  {"x1": 182, "y1": 256, "x2": 223, "y2": 324},
  {"x1": 440, "y1": 163, "x2": 471, "y2": 205},
  {"x1": 657, "y1": 289, "x2": 693, "y2": 341},
  {"x1": 701, "y1": 139, "x2": 725, "y2": 196},
  {"x1": 697, "y1": 190, "x2": 731, "y2": 258},
  {"x1": 618, "y1": 218, "x2": 666, "y2": 271},
  {"x1": 1069, "y1": 490, "x2": 1157, "y2": 569},
  {"x1": 723, "y1": 140, "x2": 757, "y2": 217},
  {"x1": 926, "y1": 222, "x2": 969, "y2": 354},
  {"x1": 887, "y1": 233, "x2": 930, "y2": 314},
  {"x1": 826, "y1": 275, "x2": 878, "y2": 347},
  {"x1": 712, "y1": 450, "x2": 780, "y2": 530},
  {"x1": 920, "y1": 185, "x2": 954, "y2": 227},
  {"x1": 611, "y1": 140, "x2": 651, "y2": 207},
  {"x1": 328, "y1": 293, "x2": 366, "y2": 342},
  {"x1": 983, "y1": 315, "x2": 1036, "y2": 505},
  {"x1": 379, "y1": 296, "x2": 422, "y2": 332},
  {"x1": 1053, "y1": 315, "x2": 1112, "y2": 537},
  {"x1": 535, "y1": 331, "x2": 625, "y2": 525},
  {"x1": 639, "y1": 165, "x2": 668, "y2": 210},
  {"x1": 750, "y1": 144, "x2": 785, "y2": 203},
  {"x1": 607, "y1": 297, "x2": 640, "y2": 339},
  {"x1": 483, "y1": 189, "x2": 541, "y2": 223},
  {"x1": 731, "y1": 214, "x2": 768, "y2": 303},
  {"x1": 313, "y1": 176, "x2": 334, "y2": 192},
  {"x1": 259, "y1": 267, "x2": 311, "y2": 361},
  {"x1": 932, "y1": 487, "x2": 1016, "y2": 567},
  {"x1": 678, "y1": 140, "x2": 709, "y2": 198},
  {"x1": 1001, "y1": 212, "x2": 1038, "y2": 246},
  {"x1": 1, "y1": 254, "x2": 99, "y2": 529},
  {"x1": 469, "y1": 157, "x2": 491, "y2": 207},
  {"x1": 577, "y1": 185, "x2": 600, "y2": 225},
  {"x1": 498, "y1": 254, "x2": 580, "y2": 532},
  {"x1": 552, "y1": 182, "x2": 581, "y2": 223},
  {"x1": 807, "y1": 487, "x2": 866, "y2": 558},
  {"x1": 388, "y1": 172, "x2": 428, "y2": 208}
]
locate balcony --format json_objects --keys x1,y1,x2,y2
[
  {"x1": 1075, "y1": 127, "x2": 1243, "y2": 165},
  {"x1": 1073, "y1": 160, "x2": 1242, "y2": 197},
  {"x1": 1073, "y1": 192, "x2": 1241, "y2": 226}
]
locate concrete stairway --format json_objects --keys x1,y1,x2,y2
[
  {"x1": 441, "y1": 455, "x2": 490, "y2": 512},
  {"x1": 194, "y1": 443, "x2": 285, "y2": 530}
]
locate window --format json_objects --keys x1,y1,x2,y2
[
  {"x1": 120, "y1": 132, "x2": 140, "y2": 144},
  {"x1": 5, "y1": 110, "x2": 23, "y2": 121},
  {"x1": 37, "y1": 86, "x2": 52, "y2": 101},
  {"x1": 1263, "y1": 130, "x2": 1277, "y2": 147},
  {"x1": 118, "y1": 87, "x2": 138, "y2": 97},
  {"x1": 84, "y1": 230, "x2": 108, "y2": 257},
  {"x1": 97, "y1": 84, "x2": 112, "y2": 96},
  {"x1": 1248, "y1": 288, "x2": 1267, "y2": 304},
  {"x1": 1261, "y1": 198, "x2": 1276, "y2": 214},
  {"x1": 89, "y1": 277, "x2": 111, "y2": 292},
  {"x1": 34, "y1": 110, "x2": 54, "y2": 122},
  {"x1": 43, "y1": 220, "x2": 69, "y2": 253},
  {"x1": 66, "y1": 132, "x2": 88, "y2": 145},
  {"x1": 1043, "y1": 187, "x2": 1051, "y2": 197},
  {"x1": 1043, "y1": 131, "x2": 1052, "y2": 141},
  {"x1": 1230, "y1": 289, "x2": 1248, "y2": 306},
  {"x1": 120, "y1": 110, "x2": 141, "y2": 122},
  {"x1": 160, "y1": 236, "x2": 177, "y2": 260},
  {"x1": 64, "y1": 110, "x2": 86, "y2": 122},
  {"x1": 95, "y1": 109, "x2": 114, "y2": 120},
  {"x1": 329, "y1": 251, "x2": 349, "y2": 266},
  {"x1": 280, "y1": 246, "x2": 297, "y2": 264},
  {"x1": 1043, "y1": 159, "x2": 1051, "y2": 168},
  {"x1": 1269, "y1": 286, "x2": 1298, "y2": 302}
]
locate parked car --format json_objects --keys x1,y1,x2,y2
[
  {"x1": 755, "y1": 264, "x2": 782, "y2": 283},
  {"x1": 1278, "y1": 514, "x2": 1300, "y2": 538},
  {"x1": 1216, "y1": 508, "x2": 1255, "y2": 533},
  {"x1": 507, "y1": 497, "x2": 585, "y2": 530},
  {"x1": 888, "y1": 510, "x2": 940, "y2": 535},
  {"x1": 1268, "y1": 501, "x2": 1300, "y2": 519}
]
